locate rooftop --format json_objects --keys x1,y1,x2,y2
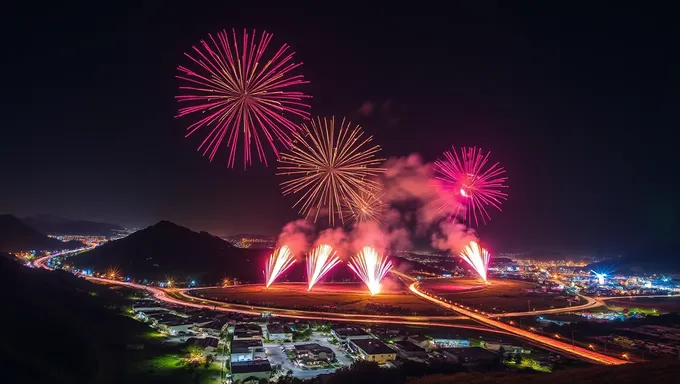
[
  {"x1": 231, "y1": 339, "x2": 264, "y2": 353},
  {"x1": 408, "y1": 334, "x2": 430, "y2": 343},
  {"x1": 294, "y1": 343, "x2": 333, "y2": 355},
  {"x1": 187, "y1": 337, "x2": 219, "y2": 348},
  {"x1": 230, "y1": 361, "x2": 272, "y2": 374},
  {"x1": 332, "y1": 326, "x2": 370, "y2": 337},
  {"x1": 394, "y1": 340, "x2": 426, "y2": 352},
  {"x1": 351, "y1": 339, "x2": 395, "y2": 355},
  {"x1": 267, "y1": 324, "x2": 288, "y2": 334}
]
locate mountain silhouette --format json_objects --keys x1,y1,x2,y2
[
  {"x1": 22, "y1": 214, "x2": 124, "y2": 237},
  {"x1": 69, "y1": 220, "x2": 263, "y2": 283},
  {"x1": 0, "y1": 214, "x2": 84, "y2": 252}
]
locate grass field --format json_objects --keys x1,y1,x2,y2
[
  {"x1": 192, "y1": 281, "x2": 448, "y2": 315},
  {"x1": 606, "y1": 297, "x2": 680, "y2": 313},
  {"x1": 421, "y1": 278, "x2": 574, "y2": 313}
]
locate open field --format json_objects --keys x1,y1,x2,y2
[
  {"x1": 421, "y1": 278, "x2": 576, "y2": 313},
  {"x1": 190, "y1": 281, "x2": 448, "y2": 315},
  {"x1": 606, "y1": 297, "x2": 680, "y2": 313}
]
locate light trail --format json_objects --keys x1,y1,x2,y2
[{"x1": 409, "y1": 282, "x2": 628, "y2": 365}]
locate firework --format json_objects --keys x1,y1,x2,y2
[
  {"x1": 176, "y1": 29, "x2": 311, "y2": 168},
  {"x1": 345, "y1": 187, "x2": 387, "y2": 225},
  {"x1": 278, "y1": 116, "x2": 385, "y2": 225},
  {"x1": 459, "y1": 241, "x2": 491, "y2": 283},
  {"x1": 106, "y1": 266, "x2": 120, "y2": 279},
  {"x1": 265, "y1": 246, "x2": 296, "y2": 287},
  {"x1": 348, "y1": 246, "x2": 393, "y2": 295},
  {"x1": 306, "y1": 244, "x2": 341, "y2": 290},
  {"x1": 434, "y1": 146, "x2": 508, "y2": 226}
]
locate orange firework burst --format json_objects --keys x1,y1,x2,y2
[
  {"x1": 306, "y1": 244, "x2": 341, "y2": 290},
  {"x1": 345, "y1": 187, "x2": 387, "y2": 225},
  {"x1": 265, "y1": 246, "x2": 296, "y2": 287},
  {"x1": 277, "y1": 116, "x2": 385, "y2": 225},
  {"x1": 348, "y1": 246, "x2": 393, "y2": 295}
]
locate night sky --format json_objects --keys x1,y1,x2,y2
[{"x1": 1, "y1": 3, "x2": 677, "y2": 257}]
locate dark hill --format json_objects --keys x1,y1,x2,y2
[
  {"x1": 69, "y1": 220, "x2": 262, "y2": 283},
  {"x1": 22, "y1": 214, "x2": 124, "y2": 236},
  {"x1": 0, "y1": 214, "x2": 84, "y2": 252}
]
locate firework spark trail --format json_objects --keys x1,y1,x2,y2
[
  {"x1": 278, "y1": 116, "x2": 385, "y2": 225},
  {"x1": 345, "y1": 188, "x2": 387, "y2": 225},
  {"x1": 434, "y1": 146, "x2": 508, "y2": 226},
  {"x1": 306, "y1": 244, "x2": 341, "y2": 290},
  {"x1": 265, "y1": 246, "x2": 296, "y2": 287},
  {"x1": 459, "y1": 241, "x2": 491, "y2": 283},
  {"x1": 176, "y1": 29, "x2": 311, "y2": 168},
  {"x1": 348, "y1": 246, "x2": 393, "y2": 295}
]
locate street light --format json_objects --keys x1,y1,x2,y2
[{"x1": 571, "y1": 330, "x2": 579, "y2": 350}]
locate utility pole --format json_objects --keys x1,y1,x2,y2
[
  {"x1": 528, "y1": 300, "x2": 531, "y2": 312},
  {"x1": 571, "y1": 330, "x2": 578, "y2": 350}
]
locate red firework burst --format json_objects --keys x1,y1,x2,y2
[
  {"x1": 176, "y1": 29, "x2": 311, "y2": 168},
  {"x1": 434, "y1": 146, "x2": 508, "y2": 226}
]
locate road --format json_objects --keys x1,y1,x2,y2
[
  {"x1": 408, "y1": 282, "x2": 628, "y2": 365},
  {"x1": 33, "y1": 247, "x2": 94, "y2": 270}
]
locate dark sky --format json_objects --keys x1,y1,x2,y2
[{"x1": 1, "y1": 2, "x2": 678, "y2": 256}]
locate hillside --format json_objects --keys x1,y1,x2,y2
[
  {"x1": 0, "y1": 214, "x2": 84, "y2": 252},
  {"x1": 69, "y1": 220, "x2": 262, "y2": 283},
  {"x1": 22, "y1": 214, "x2": 124, "y2": 236}
]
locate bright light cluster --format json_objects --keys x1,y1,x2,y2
[
  {"x1": 265, "y1": 246, "x2": 296, "y2": 287},
  {"x1": 306, "y1": 244, "x2": 341, "y2": 290},
  {"x1": 348, "y1": 246, "x2": 393, "y2": 295},
  {"x1": 459, "y1": 241, "x2": 491, "y2": 283}
]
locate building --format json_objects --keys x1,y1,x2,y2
[
  {"x1": 196, "y1": 319, "x2": 229, "y2": 337},
  {"x1": 294, "y1": 343, "x2": 335, "y2": 365},
  {"x1": 349, "y1": 339, "x2": 397, "y2": 364},
  {"x1": 233, "y1": 323, "x2": 264, "y2": 340},
  {"x1": 331, "y1": 326, "x2": 372, "y2": 342},
  {"x1": 407, "y1": 335, "x2": 433, "y2": 350},
  {"x1": 231, "y1": 339, "x2": 267, "y2": 363},
  {"x1": 187, "y1": 337, "x2": 220, "y2": 355},
  {"x1": 265, "y1": 324, "x2": 292, "y2": 342},
  {"x1": 441, "y1": 347, "x2": 499, "y2": 366},
  {"x1": 432, "y1": 338, "x2": 470, "y2": 348},
  {"x1": 231, "y1": 361, "x2": 272, "y2": 383},
  {"x1": 392, "y1": 340, "x2": 428, "y2": 359}
]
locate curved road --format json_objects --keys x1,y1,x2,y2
[{"x1": 409, "y1": 282, "x2": 628, "y2": 365}]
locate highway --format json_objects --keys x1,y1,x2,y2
[
  {"x1": 85, "y1": 276, "x2": 512, "y2": 335},
  {"x1": 408, "y1": 282, "x2": 628, "y2": 365}
]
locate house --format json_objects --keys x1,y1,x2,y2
[
  {"x1": 331, "y1": 326, "x2": 372, "y2": 342},
  {"x1": 196, "y1": 319, "x2": 229, "y2": 337},
  {"x1": 231, "y1": 361, "x2": 272, "y2": 383},
  {"x1": 265, "y1": 323, "x2": 292, "y2": 341},
  {"x1": 231, "y1": 339, "x2": 266, "y2": 363},
  {"x1": 432, "y1": 338, "x2": 470, "y2": 348},
  {"x1": 392, "y1": 340, "x2": 428, "y2": 359},
  {"x1": 348, "y1": 338, "x2": 397, "y2": 364},
  {"x1": 441, "y1": 347, "x2": 499, "y2": 366},
  {"x1": 187, "y1": 337, "x2": 220, "y2": 355},
  {"x1": 233, "y1": 323, "x2": 264, "y2": 340},
  {"x1": 407, "y1": 335, "x2": 433, "y2": 350},
  {"x1": 294, "y1": 343, "x2": 335, "y2": 364}
]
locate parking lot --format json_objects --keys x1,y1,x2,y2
[{"x1": 264, "y1": 333, "x2": 354, "y2": 379}]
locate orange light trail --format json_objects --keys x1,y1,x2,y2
[{"x1": 409, "y1": 282, "x2": 628, "y2": 365}]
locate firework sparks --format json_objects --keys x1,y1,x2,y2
[
  {"x1": 459, "y1": 241, "x2": 491, "y2": 283},
  {"x1": 345, "y1": 188, "x2": 387, "y2": 225},
  {"x1": 434, "y1": 146, "x2": 508, "y2": 226},
  {"x1": 278, "y1": 116, "x2": 385, "y2": 225},
  {"x1": 306, "y1": 244, "x2": 341, "y2": 290},
  {"x1": 348, "y1": 246, "x2": 393, "y2": 295},
  {"x1": 265, "y1": 246, "x2": 296, "y2": 287},
  {"x1": 106, "y1": 266, "x2": 120, "y2": 279},
  {"x1": 176, "y1": 29, "x2": 311, "y2": 168}
]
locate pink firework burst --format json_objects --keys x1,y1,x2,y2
[
  {"x1": 176, "y1": 29, "x2": 311, "y2": 168},
  {"x1": 434, "y1": 146, "x2": 508, "y2": 226}
]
